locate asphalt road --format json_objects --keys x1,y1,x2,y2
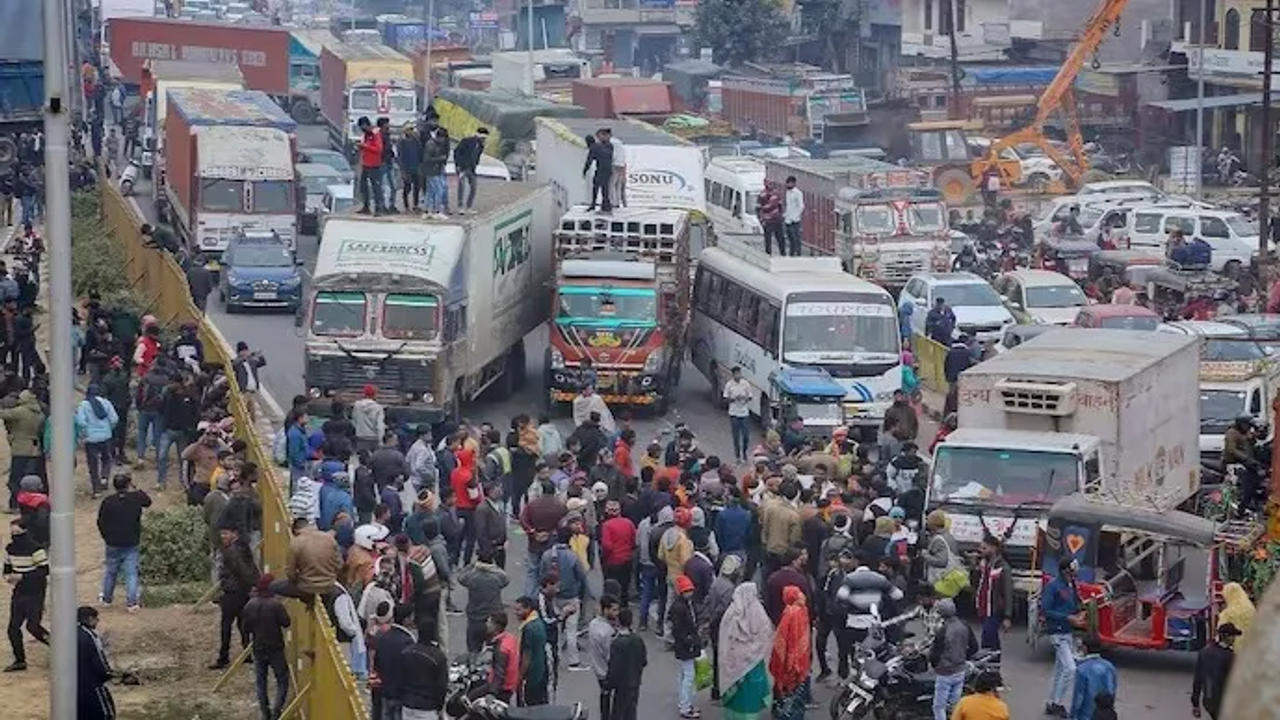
[{"x1": 119, "y1": 127, "x2": 1198, "y2": 719}]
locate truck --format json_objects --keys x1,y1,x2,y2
[
  {"x1": 141, "y1": 60, "x2": 245, "y2": 185},
  {"x1": 0, "y1": 0, "x2": 45, "y2": 161},
  {"x1": 105, "y1": 17, "x2": 321, "y2": 123},
  {"x1": 304, "y1": 182, "x2": 554, "y2": 423},
  {"x1": 288, "y1": 29, "x2": 341, "y2": 123},
  {"x1": 763, "y1": 156, "x2": 951, "y2": 289},
  {"x1": 545, "y1": 206, "x2": 691, "y2": 414},
  {"x1": 163, "y1": 88, "x2": 298, "y2": 266},
  {"x1": 489, "y1": 49, "x2": 590, "y2": 94},
  {"x1": 721, "y1": 73, "x2": 867, "y2": 142},
  {"x1": 320, "y1": 40, "x2": 417, "y2": 157},
  {"x1": 929, "y1": 328, "x2": 1202, "y2": 591},
  {"x1": 534, "y1": 117, "x2": 706, "y2": 218}
]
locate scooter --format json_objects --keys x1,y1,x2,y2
[{"x1": 119, "y1": 158, "x2": 140, "y2": 196}]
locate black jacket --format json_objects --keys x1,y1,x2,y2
[
  {"x1": 76, "y1": 625, "x2": 115, "y2": 720},
  {"x1": 186, "y1": 265, "x2": 213, "y2": 300},
  {"x1": 454, "y1": 136, "x2": 484, "y2": 172},
  {"x1": 219, "y1": 491, "x2": 262, "y2": 538},
  {"x1": 218, "y1": 538, "x2": 259, "y2": 596},
  {"x1": 353, "y1": 466, "x2": 378, "y2": 514},
  {"x1": 568, "y1": 422, "x2": 608, "y2": 468},
  {"x1": 943, "y1": 345, "x2": 973, "y2": 384},
  {"x1": 373, "y1": 625, "x2": 417, "y2": 700},
  {"x1": 473, "y1": 498, "x2": 507, "y2": 557},
  {"x1": 232, "y1": 353, "x2": 265, "y2": 391},
  {"x1": 422, "y1": 135, "x2": 449, "y2": 176},
  {"x1": 96, "y1": 490, "x2": 152, "y2": 547},
  {"x1": 398, "y1": 135, "x2": 423, "y2": 171},
  {"x1": 605, "y1": 632, "x2": 646, "y2": 689},
  {"x1": 160, "y1": 386, "x2": 199, "y2": 434},
  {"x1": 1192, "y1": 643, "x2": 1234, "y2": 717},
  {"x1": 583, "y1": 140, "x2": 613, "y2": 180},
  {"x1": 669, "y1": 595, "x2": 701, "y2": 661},
  {"x1": 400, "y1": 639, "x2": 450, "y2": 710}
]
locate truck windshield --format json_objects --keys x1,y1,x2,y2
[
  {"x1": 782, "y1": 293, "x2": 899, "y2": 359},
  {"x1": 558, "y1": 286, "x2": 657, "y2": 325},
  {"x1": 1201, "y1": 389, "x2": 1247, "y2": 430},
  {"x1": 311, "y1": 291, "x2": 366, "y2": 336},
  {"x1": 1025, "y1": 284, "x2": 1086, "y2": 308},
  {"x1": 931, "y1": 446, "x2": 1080, "y2": 506},
  {"x1": 383, "y1": 294, "x2": 438, "y2": 340},
  {"x1": 349, "y1": 89, "x2": 379, "y2": 111},
  {"x1": 388, "y1": 90, "x2": 416, "y2": 112},
  {"x1": 253, "y1": 180, "x2": 293, "y2": 213},
  {"x1": 856, "y1": 205, "x2": 894, "y2": 234},
  {"x1": 906, "y1": 202, "x2": 945, "y2": 232},
  {"x1": 201, "y1": 179, "x2": 244, "y2": 211}
]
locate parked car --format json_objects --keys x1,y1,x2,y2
[
  {"x1": 219, "y1": 230, "x2": 303, "y2": 313},
  {"x1": 296, "y1": 163, "x2": 346, "y2": 235},
  {"x1": 1071, "y1": 303, "x2": 1160, "y2": 330},
  {"x1": 318, "y1": 183, "x2": 355, "y2": 232},
  {"x1": 296, "y1": 148, "x2": 355, "y2": 183},
  {"x1": 993, "y1": 269, "x2": 1087, "y2": 325},
  {"x1": 900, "y1": 271, "x2": 1015, "y2": 345}
]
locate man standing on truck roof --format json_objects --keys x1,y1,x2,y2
[
  {"x1": 583, "y1": 130, "x2": 614, "y2": 214},
  {"x1": 355, "y1": 117, "x2": 386, "y2": 216},
  {"x1": 398, "y1": 124, "x2": 423, "y2": 213},
  {"x1": 423, "y1": 127, "x2": 452, "y2": 220},
  {"x1": 782, "y1": 176, "x2": 804, "y2": 256},
  {"x1": 604, "y1": 128, "x2": 627, "y2": 209},
  {"x1": 756, "y1": 181, "x2": 785, "y2": 256},
  {"x1": 377, "y1": 117, "x2": 398, "y2": 214},
  {"x1": 454, "y1": 127, "x2": 488, "y2": 214}
]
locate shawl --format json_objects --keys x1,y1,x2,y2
[
  {"x1": 769, "y1": 585, "x2": 811, "y2": 694},
  {"x1": 718, "y1": 582, "x2": 775, "y2": 690}
]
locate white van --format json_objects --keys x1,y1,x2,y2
[
  {"x1": 1123, "y1": 205, "x2": 1258, "y2": 274},
  {"x1": 704, "y1": 156, "x2": 765, "y2": 238}
]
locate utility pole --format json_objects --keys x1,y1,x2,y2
[
  {"x1": 1195, "y1": 0, "x2": 1206, "y2": 200},
  {"x1": 525, "y1": 0, "x2": 536, "y2": 94},
  {"x1": 44, "y1": 0, "x2": 76, "y2": 713},
  {"x1": 423, "y1": 0, "x2": 434, "y2": 104},
  {"x1": 946, "y1": 0, "x2": 962, "y2": 117},
  {"x1": 1261, "y1": 0, "x2": 1274, "y2": 264}
]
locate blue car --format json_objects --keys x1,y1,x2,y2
[{"x1": 219, "y1": 231, "x2": 303, "y2": 313}]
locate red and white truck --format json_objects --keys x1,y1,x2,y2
[
  {"x1": 319, "y1": 41, "x2": 417, "y2": 157},
  {"x1": 164, "y1": 88, "x2": 299, "y2": 266},
  {"x1": 764, "y1": 156, "x2": 951, "y2": 289}
]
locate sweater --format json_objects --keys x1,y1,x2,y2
[
  {"x1": 458, "y1": 563, "x2": 509, "y2": 620},
  {"x1": 400, "y1": 640, "x2": 449, "y2": 711},
  {"x1": 96, "y1": 490, "x2": 151, "y2": 547}
]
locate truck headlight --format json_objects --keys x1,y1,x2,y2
[
  {"x1": 421, "y1": 392, "x2": 434, "y2": 404},
  {"x1": 549, "y1": 348, "x2": 565, "y2": 370},
  {"x1": 643, "y1": 349, "x2": 666, "y2": 374}
]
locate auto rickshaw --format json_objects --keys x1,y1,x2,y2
[
  {"x1": 1088, "y1": 250, "x2": 1166, "y2": 290},
  {"x1": 768, "y1": 366, "x2": 848, "y2": 441},
  {"x1": 1035, "y1": 235, "x2": 1100, "y2": 281},
  {"x1": 1145, "y1": 266, "x2": 1238, "y2": 320},
  {"x1": 1030, "y1": 494, "x2": 1261, "y2": 652}
]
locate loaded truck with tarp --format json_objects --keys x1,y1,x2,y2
[
  {"x1": 142, "y1": 60, "x2": 244, "y2": 186},
  {"x1": 163, "y1": 88, "x2": 298, "y2": 268},
  {"x1": 304, "y1": 183, "x2": 554, "y2": 423},
  {"x1": 320, "y1": 40, "x2": 417, "y2": 157}
]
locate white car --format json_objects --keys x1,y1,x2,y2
[
  {"x1": 1078, "y1": 179, "x2": 1163, "y2": 198},
  {"x1": 992, "y1": 269, "x2": 1087, "y2": 325},
  {"x1": 901, "y1": 272, "x2": 1016, "y2": 345}
]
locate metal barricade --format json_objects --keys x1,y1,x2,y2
[{"x1": 911, "y1": 333, "x2": 950, "y2": 395}]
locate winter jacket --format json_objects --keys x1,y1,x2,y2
[
  {"x1": 374, "y1": 625, "x2": 417, "y2": 701},
  {"x1": 760, "y1": 498, "x2": 802, "y2": 556},
  {"x1": 232, "y1": 353, "x2": 265, "y2": 391},
  {"x1": 17, "y1": 491, "x2": 50, "y2": 548},
  {"x1": 473, "y1": 498, "x2": 506, "y2": 559},
  {"x1": 599, "y1": 516, "x2": 636, "y2": 567},
  {"x1": 406, "y1": 439, "x2": 437, "y2": 488},
  {"x1": 218, "y1": 538, "x2": 260, "y2": 596},
  {"x1": 286, "y1": 526, "x2": 341, "y2": 595},
  {"x1": 606, "y1": 632, "x2": 647, "y2": 689},
  {"x1": 96, "y1": 490, "x2": 152, "y2": 547},
  {"x1": 1040, "y1": 574, "x2": 1082, "y2": 634},
  {"x1": 318, "y1": 482, "x2": 355, "y2": 531},
  {"x1": 0, "y1": 390, "x2": 44, "y2": 456},
  {"x1": 353, "y1": 466, "x2": 378, "y2": 515},
  {"x1": 454, "y1": 135, "x2": 484, "y2": 172},
  {"x1": 398, "y1": 135, "x2": 423, "y2": 172},
  {"x1": 400, "y1": 639, "x2": 449, "y2": 711},
  {"x1": 75, "y1": 396, "x2": 119, "y2": 443},
  {"x1": 286, "y1": 423, "x2": 309, "y2": 470},
  {"x1": 1070, "y1": 656, "x2": 1117, "y2": 720},
  {"x1": 422, "y1": 135, "x2": 449, "y2": 176},
  {"x1": 714, "y1": 502, "x2": 751, "y2": 555},
  {"x1": 359, "y1": 130, "x2": 383, "y2": 169},
  {"x1": 657, "y1": 526, "x2": 693, "y2": 579},
  {"x1": 352, "y1": 398, "x2": 385, "y2": 441},
  {"x1": 3, "y1": 529, "x2": 48, "y2": 589},
  {"x1": 458, "y1": 562, "x2": 509, "y2": 620},
  {"x1": 944, "y1": 344, "x2": 973, "y2": 384},
  {"x1": 160, "y1": 386, "x2": 198, "y2": 435},
  {"x1": 929, "y1": 608, "x2": 975, "y2": 676},
  {"x1": 539, "y1": 543, "x2": 588, "y2": 600},
  {"x1": 669, "y1": 595, "x2": 701, "y2": 660}
]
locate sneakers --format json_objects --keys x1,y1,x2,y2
[
  {"x1": 127, "y1": 604, "x2": 141, "y2": 614},
  {"x1": 97, "y1": 594, "x2": 111, "y2": 607},
  {"x1": 815, "y1": 669, "x2": 832, "y2": 682},
  {"x1": 678, "y1": 709, "x2": 701, "y2": 719},
  {"x1": 1045, "y1": 703, "x2": 1068, "y2": 717},
  {"x1": 3, "y1": 661, "x2": 26, "y2": 672}
]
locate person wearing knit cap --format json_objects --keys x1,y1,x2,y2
[
  {"x1": 241, "y1": 572, "x2": 292, "y2": 720},
  {"x1": 352, "y1": 385, "x2": 385, "y2": 455},
  {"x1": 658, "y1": 507, "x2": 694, "y2": 638},
  {"x1": 670, "y1": 574, "x2": 702, "y2": 718},
  {"x1": 15, "y1": 475, "x2": 49, "y2": 548}
]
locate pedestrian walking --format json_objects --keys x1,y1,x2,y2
[
  {"x1": 588, "y1": 596, "x2": 620, "y2": 720},
  {"x1": 539, "y1": 528, "x2": 590, "y2": 670},
  {"x1": 355, "y1": 117, "x2": 385, "y2": 215},
  {"x1": 76, "y1": 606, "x2": 117, "y2": 720},
  {"x1": 1192, "y1": 623, "x2": 1240, "y2": 720},
  {"x1": 929, "y1": 598, "x2": 975, "y2": 720},
  {"x1": 669, "y1": 574, "x2": 701, "y2": 719},
  {"x1": 473, "y1": 481, "x2": 508, "y2": 568},
  {"x1": 722, "y1": 366, "x2": 752, "y2": 463},
  {"x1": 96, "y1": 474, "x2": 151, "y2": 612},
  {"x1": 241, "y1": 574, "x2": 292, "y2": 720},
  {"x1": 756, "y1": 181, "x2": 785, "y2": 255},
  {"x1": 3, "y1": 515, "x2": 49, "y2": 672},
  {"x1": 185, "y1": 254, "x2": 213, "y2": 313},
  {"x1": 1, "y1": 388, "x2": 45, "y2": 511},
  {"x1": 1041, "y1": 556, "x2": 1085, "y2": 718},
  {"x1": 605, "y1": 607, "x2": 645, "y2": 720},
  {"x1": 454, "y1": 127, "x2": 487, "y2": 213},
  {"x1": 782, "y1": 175, "x2": 804, "y2": 255},
  {"x1": 458, "y1": 549, "x2": 509, "y2": 653},
  {"x1": 718, "y1": 582, "x2": 772, "y2": 719},
  {"x1": 353, "y1": 384, "x2": 386, "y2": 454},
  {"x1": 515, "y1": 594, "x2": 552, "y2": 706},
  {"x1": 210, "y1": 520, "x2": 260, "y2": 669},
  {"x1": 599, "y1": 500, "x2": 635, "y2": 605},
  {"x1": 77, "y1": 384, "x2": 120, "y2": 497}
]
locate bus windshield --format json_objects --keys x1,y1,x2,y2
[
  {"x1": 557, "y1": 286, "x2": 657, "y2": 326},
  {"x1": 782, "y1": 293, "x2": 898, "y2": 360},
  {"x1": 931, "y1": 446, "x2": 1080, "y2": 507},
  {"x1": 311, "y1": 291, "x2": 366, "y2": 336}
]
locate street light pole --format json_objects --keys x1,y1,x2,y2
[
  {"x1": 525, "y1": 0, "x2": 535, "y2": 94},
  {"x1": 1195, "y1": 0, "x2": 1206, "y2": 199},
  {"x1": 424, "y1": 0, "x2": 434, "y2": 103},
  {"x1": 1260, "y1": 0, "x2": 1274, "y2": 262},
  {"x1": 43, "y1": 0, "x2": 77, "y2": 712}
]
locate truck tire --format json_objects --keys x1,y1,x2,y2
[
  {"x1": 290, "y1": 98, "x2": 317, "y2": 125},
  {"x1": 0, "y1": 135, "x2": 16, "y2": 171},
  {"x1": 934, "y1": 168, "x2": 975, "y2": 206}
]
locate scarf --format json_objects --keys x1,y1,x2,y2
[
  {"x1": 718, "y1": 582, "x2": 775, "y2": 690},
  {"x1": 1219, "y1": 582, "x2": 1256, "y2": 639},
  {"x1": 769, "y1": 585, "x2": 811, "y2": 693}
]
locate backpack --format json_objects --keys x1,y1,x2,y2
[{"x1": 272, "y1": 427, "x2": 288, "y2": 467}]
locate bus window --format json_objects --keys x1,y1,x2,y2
[{"x1": 738, "y1": 293, "x2": 759, "y2": 329}]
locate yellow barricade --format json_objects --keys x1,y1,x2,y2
[
  {"x1": 911, "y1": 333, "x2": 950, "y2": 395},
  {"x1": 99, "y1": 185, "x2": 368, "y2": 719}
]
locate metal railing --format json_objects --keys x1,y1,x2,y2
[
  {"x1": 99, "y1": 183, "x2": 368, "y2": 719},
  {"x1": 911, "y1": 333, "x2": 950, "y2": 395}
]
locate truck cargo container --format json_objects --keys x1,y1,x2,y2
[
  {"x1": 489, "y1": 49, "x2": 590, "y2": 94},
  {"x1": 763, "y1": 156, "x2": 950, "y2": 288},
  {"x1": 164, "y1": 89, "x2": 298, "y2": 265},
  {"x1": 721, "y1": 74, "x2": 866, "y2": 142},
  {"x1": 534, "y1": 117, "x2": 705, "y2": 217},
  {"x1": 304, "y1": 182, "x2": 555, "y2": 422},
  {"x1": 0, "y1": 0, "x2": 46, "y2": 148},
  {"x1": 571, "y1": 78, "x2": 675, "y2": 118},
  {"x1": 545, "y1": 206, "x2": 691, "y2": 414},
  {"x1": 106, "y1": 18, "x2": 319, "y2": 123},
  {"x1": 434, "y1": 87, "x2": 585, "y2": 164},
  {"x1": 288, "y1": 29, "x2": 340, "y2": 123},
  {"x1": 320, "y1": 41, "x2": 417, "y2": 156},
  {"x1": 930, "y1": 329, "x2": 1202, "y2": 589},
  {"x1": 141, "y1": 60, "x2": 244, "y2": 186}
]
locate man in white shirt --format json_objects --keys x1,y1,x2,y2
[
  {"x1": 783, "y1": 175, "x2": 804, "y2": 256},
  {"x1": 607, "y1": 129, "x2": 627, "y2": 208},
  {"x1": 722, "y1": 366, "x2": 754, "y2": 463}
]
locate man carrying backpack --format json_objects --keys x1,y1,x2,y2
[{"x1": 133, "y1": 364, "x2": 168, "y2": 468}]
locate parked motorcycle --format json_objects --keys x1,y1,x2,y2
[
  {"x1": 445, "y1": 658, "x2": 586, "y2": 720},
  {"x1": 118, "y1": 158, "x2": 140, "y2": 196}
]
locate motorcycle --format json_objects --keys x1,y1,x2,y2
[
  {"x1": 118, "y1": 158, "x2": 140, "y2": 196},
  {"x1": 830, "y1": 607, "x2": 1002, "y2": 720},
  {"x1": 445, "y1": 656, "x2": 586, "y2": 720}
]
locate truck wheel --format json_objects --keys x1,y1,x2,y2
[
  {"x1": 290, "y1": 99, "x2": 317, "y2": 124},
  {"x1": 935, "y1": 168, "x2": 975, "y2": 206}
]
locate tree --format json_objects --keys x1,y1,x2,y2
[{"x1": 693, "y1": 0, "x2": 788, "y2": 67}]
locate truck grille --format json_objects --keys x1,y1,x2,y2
[
  {"x1": 994, "y1": 378, "x2": 1078, "y2": 416},
  {"x1": 306, "y1": 355, "x2": 435, "y2": 403}
]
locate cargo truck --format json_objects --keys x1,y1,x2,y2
[
  {"x1": 0, "y1": 0, "x2": 45, "y2": 162},
  {"x1": 534, "y1": 117, "x2": 706, "y2": 217},
  {"x1": 106, "y1": 17, "x2": 321, "y2": 123},
  {"x1": 304, "y1": 183, "x2": 554, "y2": 423},
  {"x1": 764, "y1": 156, "x2": 951, "y2": 289},
  {"x1": 545, "y1": 206, "x2": 691, "y2": 414},
  {"x1": 164, "y1": 89, "x2": 298, "y2": 267},
  {"x1": 320, "y1": 41, "x2": 417, "y2": 157},
  {"x1": 142, "y1": 60, "x2": 245, "y2": 186},
  {"x1": 929, "y1": 329, "x2": 1202, "y2": 590}
]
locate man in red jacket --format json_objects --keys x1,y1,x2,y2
[
  {"x1": 356, "y1": 116, "x2": 386, "y2": 215},
  {"x1": 599, "y1": 499, "x2": 636, "y2": 604},
  {"x1": 451, "y1": 448, "x2": 481, "y2": 563}
]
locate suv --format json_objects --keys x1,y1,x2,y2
[
  {"x1": 901, "y1": 272, "x2": 1015, "y2": 345},
  {"x1": 993, "y1": 269, "x2": 1087, "y2": 325},
  {"x1": 219, "y1": 230, "x2": 303, "y2": 313},
  {"x1": 1122, "y1": 206, "x2": 1258, "y2": 275}
]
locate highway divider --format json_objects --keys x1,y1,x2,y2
[
  {"x1": 911, "y1": 333, "x2": 950, "y2": 396},
  {"x1": 99, "y1": 182, "x2": 367, "y2": 719}
]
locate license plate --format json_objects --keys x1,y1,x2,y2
[
  {"x1": 205, "y1": 261, "x2": 220, "y2": 271},
  {"x1": 1068, "y1": 258, "x2": 1088, "y2": 273},
  {"x1": 253, "y1": 291, "x2": 276, "y2": 300}
]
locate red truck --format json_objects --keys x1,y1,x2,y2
[
  {"x1": 721, "y1": 74, "x2": 865, "y2": 141},
  {"x1": 571, "y1": 78, "x2": 675, "y2": 118},
  {"x1": 108, "y1": 18, "x2": 290, "y2": 93}
]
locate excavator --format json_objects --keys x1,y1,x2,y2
[{"x1": 970, "y1": 0, "x2": 1132, "y2": 192}]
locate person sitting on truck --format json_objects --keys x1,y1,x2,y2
[{"x1": 355, "y1": 117, "x2": 385, "y2": 216}]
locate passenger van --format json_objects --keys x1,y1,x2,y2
[
  {"x1": 1120, "y1": 205, "x2": 1258, "y2": 275},
  {"x1": 704, "y1": 156, "x2": 765, "y2": 239}
]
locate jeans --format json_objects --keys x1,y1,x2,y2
[
  {"x1": 254, "y1": 647, "x2": 289, "y2": 720},
  {"x1": 457, "y1": 507, "x2": 476, "y2": 565},
  {"x1": 638, "y1": 563, "x2": 658, "y2": 628},
  {"x1": 980, "y1": 615, "x2": 1002, "y2": 650},
  {"x1": 8, "y1": 579, "x2": 49, "y2": 664},
  {"x1": 403, "y1": 710, "x2": 439, "y2": 720},
  {"x1": 382, "y1": 699, "x2": 404, "y2": 720},
  {"x1": 1048, "y1": 632, "x2": 1076, "y2": 706},
  {"x1": 932, "y1": 670, "x2": 965, "y2": 720},
  {"x1": 20, "y1": 195, "x2": 33, "y2": 226},
  {"x1": 784, "y1": 221, "x2": 802, "y2": 255},
  {"x1": 603, "y1": 560, "x2": 632, "y2": 605},
  {"x1": 135, "y1": 407, "x2": 161, "y2": 456},
  {"x1": 525, "y1": 549, "x2": 544, "y2": 597},
  {"x1": 729, "y1": 415, "x2": 750, "y2": 460},
  {"x1": 763, "y1": 220, "x2": 785, "y2": 255},
  {"x1": 359, "y1": 165, "x2": 386, "y2": 212},
  {"x1": 155, "y1": 429, "x2": 187, "y2": 488},
  {"x1": 589, "y1": 174, "x2": 612, "y2": 212},
  {"x1": 402, "y1": 171, "x2": 421, "y2": 209},
  {"x1": 383, "y1": 166, "x2": 398, "y2": 209},
  {"x1": 458, "y1": 168, "x2": 478, "y2": 208},
  {"x1": 218, "y1": 591, "x2": 250, "y2": 663},
  {"x1": 426, "y1": 174, "x2": 448, "y2": 213},
  {"x1": 677, "y1": 658, "x2": 695, "y2": 712},
  {"x1": 85, "y1": 440, "x2": 113, "y2": 492},
  {"x1": 102, "y1": 545, "x2": 140, "y2": 606}
]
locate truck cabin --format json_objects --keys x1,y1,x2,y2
[
  {"x1": 931, "y1": 428, "x2": 1099, "y2": 512},
  {"x1": 835, "y1": 186, "x2": 948, "y2": 239},
  {"x1": 194, "y1": 126, "x2": 296, "y2": 243},
  {"x1": 345, "y1": 79, "x2": 416, "y2": 136},
  {"x1": 554, "y1": 257, "x2": 663, "y2": 363}
]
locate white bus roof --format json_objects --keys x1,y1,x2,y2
[
  {"x1": 698, "y1": 244, "x2": 891, "y2": 303},
  {"x1": 314, "y1": 219, "x2": 465, "y2": 292}
]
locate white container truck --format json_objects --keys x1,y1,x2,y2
[
  {"x1": 929, "y1": 328, "x2": 1202, "y2": 590},
  {"x1": 303, "y1": 182, "x2": 554, "y2": 422}
]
